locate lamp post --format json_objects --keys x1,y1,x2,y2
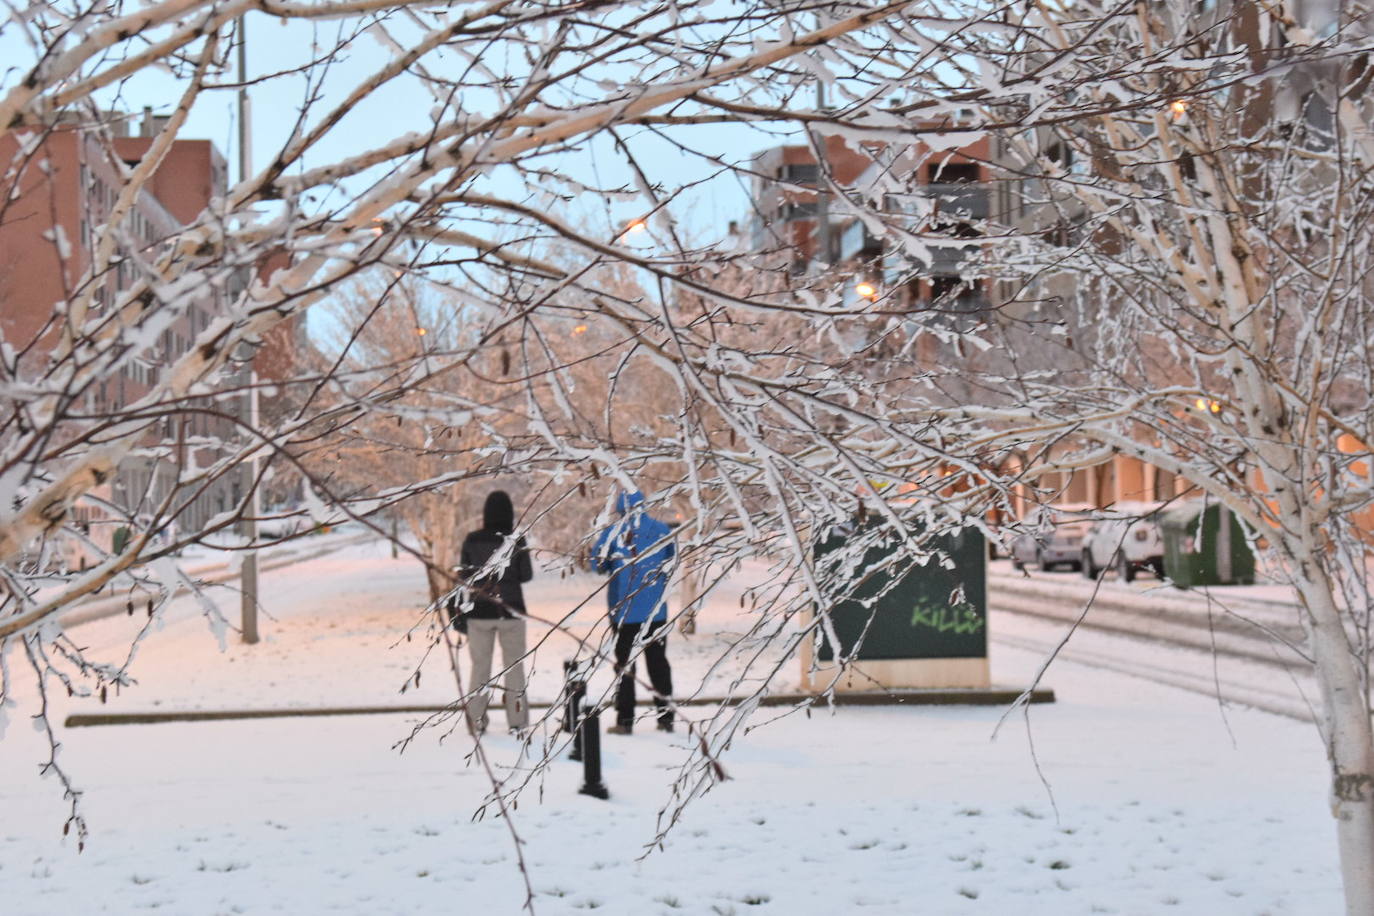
[
  {"x1": 814, "y1": 80, "x2": 831, "y2": 267},
  {"x1": 238, "y1": 15, "x2": 260, "y2": 644}
]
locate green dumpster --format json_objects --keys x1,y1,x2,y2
[
  {"x1": 1160, "y1": 502, "x2": 1254, "y2": 587},
  {"x1": 805, "y1": 524, "x2": 988, "y2": 690}
]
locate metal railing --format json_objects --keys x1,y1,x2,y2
[{"x1": 921, "y1": 183, "x2": 990, "y2": 221}]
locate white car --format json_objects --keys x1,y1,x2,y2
[
  {"x1": 256, "y1": 515, "x2": 306, "y2": 540},
  {"x1": 1081, "y1": 502, "x2": 1165, "y2": 582},
  {"x1": 1010, "y1": 504, "x2": 1095, "y2": 572}
]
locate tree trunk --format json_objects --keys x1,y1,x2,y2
[
  {"x1": 1295, "y1": 559, "x2": 1374, "y2": 915},
  {"x1": 426, "y1": 564, "x2": 451, "y2": 605}
]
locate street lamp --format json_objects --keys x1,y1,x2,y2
[
  {"x1": 1193, "y1": 397, "x2": 1221, "y2": 414},
  {"x1": 237, "y1": 14, "x2": 260, "y2": 644}
]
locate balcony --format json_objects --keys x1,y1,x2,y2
[
  {"x1": 778, "y1": 200, "x2": 818, "y2": 222},
  {"x1": 921, "y1": 183, "x2": 990, "y2": 221},
  {"x1": 882, "y1": 241, "x2": 978, "y2": 281},
  {"x1": 926, "y1": 242, "x2": 975, "y2": 274},
  {"x1": 779, "y1": 163, "x2": 820, "y2": 185},
  {"x1": 909, "y1": 293, "x2": 993, "y2": 331}
]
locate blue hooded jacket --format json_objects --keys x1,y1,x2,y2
[{"x1": 592, "y1": 491, "x2": 676, "y2": 625}]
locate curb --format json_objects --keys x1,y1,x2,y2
[{"x1": 64, "y1": 687, "x2": 1055, "y2": 728}]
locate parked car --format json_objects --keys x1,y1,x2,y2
[
  {"x1": 1081, "y1": 501, "x2": 1165, "y2": 582},
  {"x1": 257, "y1": 515, "x2": 306, "y2": 540},
  {"x1": 1010, "y1": 504, "x2": 1095, "y2": 572}
]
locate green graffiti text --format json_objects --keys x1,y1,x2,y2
[{"x1": 910, "y1": 600, "x2": 985, "y2": 635}]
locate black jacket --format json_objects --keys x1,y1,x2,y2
[
  {"x1": 457, "y1": 491, "x2": 532, "y2": 620},
  {"x1": 459, "y1": 530, "x2": 532, "y2": 619}
]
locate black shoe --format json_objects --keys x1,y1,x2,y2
[
  {"x1": 607, "y1": 724, "x2": 633, "y2": 735},
  {"x1": 656, "y1": 722, "x2": 674, "y2": 733}
]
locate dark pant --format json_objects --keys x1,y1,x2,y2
[{"x1": 613, "y1": 618, "x2": 673, "y2": 728}]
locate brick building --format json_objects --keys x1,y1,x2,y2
[
  {"x1": 748, "y1": 134, "x2": 876, "y2": 268},
  {"x1": 0, "y1": 113, "x2": 248, "y2": 563},
  {"x1": 841, "y1": 134, "x2": 995, "y2": 319},
  {"x1": 747, "y1": 128, "x2": 996, "y2": 316},
  {"x1": 744, "y1": 128, "x2": 1193, "y2": 524}
]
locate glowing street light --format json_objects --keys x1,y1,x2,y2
[
  {"x1": 855, "y1": 281, "x2": 879, "y2": 300},
  {"x1": 1170, "y1": 99, "x2": 1189, "y2": 119},
  {"x1": 1194, "y1": 397, "x2": 1220, "y2": 413}
]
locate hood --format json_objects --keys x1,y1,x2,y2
[
  {"x1": 482, "y1": 490, "x2": 515, "y2": 535},
  {"x1": 615, "y1": 490, "x2": 645, "y2": 516}
]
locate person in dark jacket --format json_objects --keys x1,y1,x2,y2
[
  {"x1": 456, "y1": 490, "x2": 532, "y2": 734},
  {"x1": 591, "y1": 490, "x2": 676, "y2": 734}
]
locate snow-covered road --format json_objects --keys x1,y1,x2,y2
[
  {"x1": 986, "y1": 563, "x2": 1319, "y2": 722},
  {"x1": 990, "y1": 609, "x2": 1319, "y2": 722}
]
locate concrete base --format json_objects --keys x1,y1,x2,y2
[
  {"x1": 788, "y1": 686, "x2": 1054, "y2": 706},
  {"x1": 800, "y1": 656, "x2": 991, "y2": 693}
]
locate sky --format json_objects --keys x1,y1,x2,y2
[
  {"x1": 0, "y1": 2, "x2": 834, "y2": 355},
  {"x1": 0, "y1": 7, "x2": 801, "y2": 247}
]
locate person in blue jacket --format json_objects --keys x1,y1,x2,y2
[{"x1": 591, "y1": 490, "x2": 676, "y2": 734}]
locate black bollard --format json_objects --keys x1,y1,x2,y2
[
  {"x1": 563, "y1": 659, "x2": 584, "y2": 762},
  {"x1": 562, "y1": 659, "x2": 579, "y2": 733},
  {"x1": 577, "y1": 706, "x2": 609, "y2": 800}
]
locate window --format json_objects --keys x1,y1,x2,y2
[
  {"x1": 779, "y1": 163, "x2": 820, "y2": 184},
  {"x1": 1045, "y1": 142, "x2": 1073, "y2": 170},
  {"x1": 930, "y1": 275, "x2": 966, "y2": 305},
  {"x1": 927, "y1": 162, "x2": 979, "y2": 184},
  {"x1": 929, "y1": 276, "x2": 985, "y2": 319}
]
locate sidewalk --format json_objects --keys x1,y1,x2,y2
[
  {"x1": 57, "y1": 526, "x2": 374, "y2": 629},
  {"x1": 46, "y1": 544, "x2": 1318, "y2": 725}
]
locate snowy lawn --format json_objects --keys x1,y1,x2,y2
[
  {"x1": 39, "y1": 539, "x2": 793, "y2": 715},
  {"x1": 0, "y1": 539, "x2": 1343, "y2": 914}
]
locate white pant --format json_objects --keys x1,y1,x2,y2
[{"x1": 461, "y1": 618, "x2": 528, "y2": 730}]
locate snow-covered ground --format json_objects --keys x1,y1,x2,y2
[{"x1": 1, "y1": 539, "x2": 1344, "y2": 914}]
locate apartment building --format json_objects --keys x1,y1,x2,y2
[
  {"x1": 0, "y1": 112, "x2": 246, "y2": 563},
  {"x1": 745, "y1": 126, "x2": 1194, "y2": 520},
  {"x1": 749, "y1": 125, "x2": 998, "y2": 311},
  {"x1": 840, "y1": 136, "x2": 996, "y2": 321},
  {"x1": 748, "y1": 134, "x2": 876, "y2": 268}
]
